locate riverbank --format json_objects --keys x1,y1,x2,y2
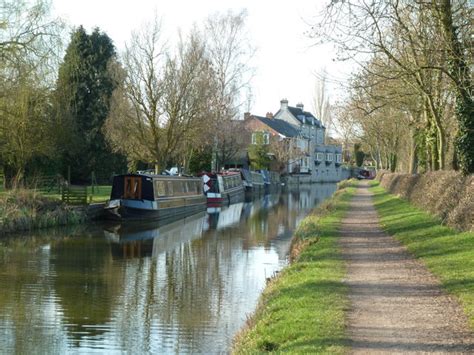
[
  {"x1": 0, "y1": 189, "x2": 87, "y2": 235},
  {"x1": 232, "y1": 181, "x2": 355, "y2": 353},
  {"x1": 232, "y1": 180, "x2": 474, "y2": 353}
]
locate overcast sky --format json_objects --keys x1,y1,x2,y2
[{"x1": 52, "y1": 0, "x2": 354, "y2": 117}]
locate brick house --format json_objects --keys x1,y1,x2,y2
[{"x1": 243, "y1": 99, "x2": 349, "y2": 183}]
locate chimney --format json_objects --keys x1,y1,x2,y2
[
  {"x1": 266, "y1": 112, "x2": 273, "y2": 119},
  {"x1": 296, "y1": 102, "x2": 304, "y2": 111},
  {"x1": 244, "y1": 112, "x2": 251, "y2": 120},
  {"x1": 280, "y1": 98, "x2": 289, "y2": 110}
]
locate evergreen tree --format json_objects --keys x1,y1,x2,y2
[{"x1": 56, "y1": 26, "x2": 126, "y2": 182}]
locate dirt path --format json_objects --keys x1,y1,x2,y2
[{"x1": 339, "y1": 181, "x2": 474, "y2": 354}]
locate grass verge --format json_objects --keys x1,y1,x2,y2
[
  {"x1": 232, "y1": 185, "x2": 355, "y2": 354},
  {"x1": 370, "y1": 182, "x2": 474, "y2": 328}
]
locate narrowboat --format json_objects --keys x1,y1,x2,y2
[
  {"x1": 250, "y1": 170, "x2": 265, "y2": 193},
  {"x1": 201, "y1": 171, "x2": 244, "y2": 205},
  {"x1": 104, "y1": 173, "x2": 206, "y2": 221}
]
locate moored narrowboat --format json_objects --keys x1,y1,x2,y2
[
  {"x1": 104, "y1": 173, "x2": 206, "y2": 221},
  {"x1": 201, "y1": 171, "x2": 244, "y2": 205}
]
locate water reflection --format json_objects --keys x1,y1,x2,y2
[{"x1": 0, "y1": 183, "x2": 337, "y2": 353}]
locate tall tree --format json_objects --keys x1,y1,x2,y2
[
  {"x1": 204, "y1": 10, "x2": 255, "y2": 170},
  {"x1": 55, "y1": 26, "x2": 125, "y2": 182},
  {"x1": 311, "y1": 0, "x2": 472, "y2": 172},
  {"x1": 312, "y1": 69, "x2": 332, "y2": 133}
]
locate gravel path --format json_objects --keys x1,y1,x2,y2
[{"x1": 339, "y1": 181, "x2": 474, "y2": 354}]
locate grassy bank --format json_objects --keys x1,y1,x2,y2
[
  {"x1": 0, "y1": 189, "x2": 86, "y2": 235},
  {"x1": 371, "y1": 183, "x2": 474, "y2": 328},
  {"x1": 232, "y1": 183, "x2": 355, "y2": 354}
]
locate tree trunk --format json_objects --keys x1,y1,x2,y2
[
  {"x1": 409, "y1": 130, "x2": 418, "y2": 174},
  {"x1": 437, "y1": 0, "x2": 474, "y2": 174}
]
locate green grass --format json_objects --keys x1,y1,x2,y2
[
  {"x1": 371, "y1": 183, "x2": 474, "y2": 329},
  {"x1": 87, "y1": 185, "x2": 111, "y2": 203},
  {"x1": 232, "y1": 186, "x2": 355, "y2": 354}
]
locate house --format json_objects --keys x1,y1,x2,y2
[{"x1": 244, "y1": 99, "x2": 349, "y2": 183}]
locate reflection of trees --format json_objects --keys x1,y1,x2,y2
[
  {"x1": 0, "y1": 184, "x2": 339, "y2": 353},
  {"x1": 51, "y1": 235, "x2": 122, "y2": 345},
  {"x1": 0, "y1": 228, "x2": 88, "y2": 353}
]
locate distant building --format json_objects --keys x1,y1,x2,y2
[{"x1": 244, "y1": 99, "x2": 349, "y2": 183}]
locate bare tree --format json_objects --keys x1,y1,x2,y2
[
  {"x1": 204, "y1": 10, "x2": 255, "y2": 170},
  {"x1": 312, "y1": 69, "x2": 332, "y2": 133},
  {"x1": 310, "y1": 0, "x2": 472, "y2": 171},
  {"x1": 270, "y1": 137, "x2": 304, "y2": 174},
  {"x1": 105, "y1": 19, "x2": 217, "y2": 173}
]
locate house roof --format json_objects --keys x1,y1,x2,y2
[
  {"x1": 281, "y1": 106, "x2": 325, "y2": 128},
  {"x1": 253, "y1": 115, "x2": 300, "y2": 138}
]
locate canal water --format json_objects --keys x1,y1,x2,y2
[{"x1": 0, "y1": 183, "x2": 337, "y2": 354}]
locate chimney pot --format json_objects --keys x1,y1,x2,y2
[
  {"x1": 244, "y1": 112, "x2": 251, "y2": 120},
  {"x1": 296, "y1": 102, "x2": 304, "y2": 111},
  {"x1": 280, "y1": 98, "x2": 289, "y2": 110},
  {"x1": 266, "y1": 112, "x2": 273, "y2": 119}
]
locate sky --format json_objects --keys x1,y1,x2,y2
[{"x1": 52, "y1": 0, "x2": 354, "y2": 118}]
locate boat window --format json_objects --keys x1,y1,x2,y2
[
  {"x1": 155, "y1": 180, "x2": 166, "y2": 197},
  {"x1": 167, "y1": 181, "x2": 173, "y2": 195},
  {"x1": 173, "y1": 180, "x2": 183, "y2": 196},
  {"x1": 124, "y1": 176, "x2": 142, "y2": 199}
]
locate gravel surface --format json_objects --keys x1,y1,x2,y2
[{"x1": 339, "y1": 181, "x2": 474, "y2": 354}]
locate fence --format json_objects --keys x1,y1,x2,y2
[{"x1": 61, "y1": 185, "x2": 88, "y2": 205}]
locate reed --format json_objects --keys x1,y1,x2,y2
[{"x1": 0, "y1": 189, "x2": 86, "y2": 234}]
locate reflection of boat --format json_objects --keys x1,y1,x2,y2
[
  {"x1": 104, "y1": 212, "x2": 207, "y2": 259},
  {"x1": 104, "y1": 173, "x2": 206, "y2": 221},
  {"x1": 206, "y1": 202, "x2": 244, "y2": 230},
  {"x1": 201, "y1": 171, "x2": 244, "y2": 205},
  {"x1": 233, "y1": 168, "x2": 265, "y2": 194}
]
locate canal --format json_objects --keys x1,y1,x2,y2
[{"x1": 0, "y1": 183, "x2": 337, "y2": 353}]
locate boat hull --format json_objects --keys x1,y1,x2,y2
[{"x1": 105, "y1": 196, "x2": 206, "y2": 221}]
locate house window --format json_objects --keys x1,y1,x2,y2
[
  {"x1": 326, "y1": 153, "x2": 333, "y2": 162},
  {"x1": 251, "y1": 132, "x2": 270, "y2": 145},
  {"x1": 336, "y1": 154, "x2": 342, "y2": 163},
  {"x1": 316, "y1": 152, "x2": 324, "y2": 161}
]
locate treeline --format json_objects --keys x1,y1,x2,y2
[
  {"x1": 1, "y1": 0, "x2": 253, "y2": 186},
  {"x1": 314, "y1": 0, "x2": 473, "y2": 174}
]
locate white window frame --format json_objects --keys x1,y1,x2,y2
[
  {"x1": 316, "y1": 152, "x2": 324, "y2": 161},
  {"x1": 326, "y1": 153, "x2": 333, "y2": 162},
  {"x1": 336, "y1": 154, "x2": 342, "y2": 163}
]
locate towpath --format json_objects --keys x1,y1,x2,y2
[{"x1": 339, "y1": 181, "x2": 474, "y2": 354}]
